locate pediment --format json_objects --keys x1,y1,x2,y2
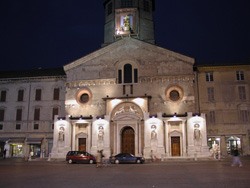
[{"x1": 64, "y1": 37, "x2": 195, "y2": 81}]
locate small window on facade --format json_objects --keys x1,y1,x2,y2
[
  {"x1": 80, "y1": 93, "x2": 89, "y2": 103},
  {"x1": 236, "y1": 71, "x2": 244, "y2": 81},
  {"x1": 143, "y1": 0, "x2": 150, "y2": 12},
  {"x1": 34, "y1": 108, "x2": 40, "y2": 121},
  {"x1": 118, "y1": 69, "x2": 122, "y2": 84},
  {"x1": 205, "y1": 72, "x2": 214, "y2": 82},
  {"x1": 239, "y1": 110, "x2": 249, "y2": 123},
  {"x1": 35, "y1": 89, "x2": 42, "y2": 101},
  {"x1": 134, "y1": 69, "x2": 138, "y2": 83},
  {"x1": 107, "y1": 2, "x2": 113, "y2": 15},
  {"x1": 52, "y1": 107, "x2": 59, "y2": 120},
  {"x1": 16, "y1": 109, "x2": 22, "y2": 121},
  {"x1": 169, "y1": 90, "x2": 180, "y2": 101},
  {"x1": 238, "y1": 86, "x2": 246, "y2": 100},
  {"x1": 52, "y1": 124, "x2": 54, "y2": 130},
  {"x1": 16, "y1": 124, "x2": 21, "y2": 130},
  {"x1": 0, "y1": 124, "x2": 3, "y2": 130},
  {"x1": 53, "y1": 88, "x2": 60, "y2": 100},
  {"x1": 124, "y1": 64, "x2": 132, "y2": 83},
  {"x1": 0, "y1": 109, "x2": 4, "y2": 121},
  {"x1": 130, "y1": 85, "x2": 133, "y2": 94},
  {"x1": 34, "y1": 124, "x2": 39, "y2": 130},
  {"x1": 123, "y1": 85, "x2": 126, "y2": 95},
  {"x1": 0, "y1": 90, "x2": 7, "y2": 102},
  {"x1": 17, "y1": 89, "x2": 24, "y2": 101},
  {"x1": 207, "y1": 87, "x2": 215, "y2": 102},
  {"x1": 209, "y1": 111, "x2": 216, "y2": 125}
]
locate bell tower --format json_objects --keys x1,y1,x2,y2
[{"x1": 103, "y1": 0, "x2": 155, "y2": 45}]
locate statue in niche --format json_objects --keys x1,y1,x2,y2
[
  {"x1": 98, "y1": 126, "x2": 104, "y2": 141},
  {"x1": 4, "y1": 140, "x2": 10, "y2": 158},
  {"x1": 151, "y1": 125, "x2": 157, "y2": 140},
  {"x1": 58, "y1": 127, "x2": 65, "y2": 141},
  {"x1": 194, "y1": 124, "x2": 201, "y2": 140},
  {"x1": 123, "y1": 15, "x2": 130, "y2": 31}
]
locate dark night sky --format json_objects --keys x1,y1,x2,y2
[{"x1": 0, "y1": 0, "x2": 250, "y2": 71}]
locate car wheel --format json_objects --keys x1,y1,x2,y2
[
  {"x1": 115, "y1": 159, "x2": 119, "y2": 164},
  {"x1": 68, "y1": 159, "x2": 73, "y2": 164},
  {"x1": 136, "y1": 159, "x2": 141, "y2": 164},
  {"x1": 89, "y1": 159, "x2": 94, "y2": 164}
]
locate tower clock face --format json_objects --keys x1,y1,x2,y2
[{"x1": 115, "y1": 8, "x2": 137, "y2": 36}]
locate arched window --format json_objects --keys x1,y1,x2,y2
[
  {"x1": 118, "y1": 63, "x2": 138, "y2": 84},
  {"x1": 124, "y1": 64, "x2": 132, "y2": 83}
]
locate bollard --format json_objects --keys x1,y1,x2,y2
[
  {"x1": 47, "y1": 153, "x2": 51, "y2": 161},
  {"x1": 194, "y1": 153, "x2": 197, "y2": 161}
]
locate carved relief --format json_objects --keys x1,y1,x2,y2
[{"x1": 112, "y1": 102, "x2": 143, "y2": 119}]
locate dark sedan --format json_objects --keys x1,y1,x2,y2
[{"x1": 109, "y1": 153, "x2": 145, "y2": 164}]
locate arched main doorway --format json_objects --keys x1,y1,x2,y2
[{"x1": 121, "y1": 127, "x2": 135, "y2": 154}]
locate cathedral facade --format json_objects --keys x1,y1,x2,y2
[
  {"x1": 51, "y1": 37, "x2": 210, "y2": 159},
  {"x1": 0, "y1": 0, "x2": 249, "y2": 160}
]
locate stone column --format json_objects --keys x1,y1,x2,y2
[{"x1": 220, "y1": 135, "x2": 227, "y2": 157}]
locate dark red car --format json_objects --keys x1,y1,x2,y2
[{"x1": 66, "y1": 151, "x2": 96, "y2": 164}]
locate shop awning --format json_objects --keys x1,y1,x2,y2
[
  {"x1": 26, "y1": 138, "x2": 42, "y2": 144},
  {"x1": 0, "y1": 138, "x2": 25, "y2": 143}
]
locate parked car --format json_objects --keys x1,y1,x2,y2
[
  {"x1": 66, "y1": 151, "x2": 96, "y2": 164},
  {"x1": 109, "y1": 153, "x2": 145, "y2": 164}
]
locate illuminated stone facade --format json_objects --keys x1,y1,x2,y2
[{"x1": 51, "y1": 37, "x2": 210, "y2": 159}]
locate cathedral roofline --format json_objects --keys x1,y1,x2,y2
[
  {"x1": 64, "y1": 37, "x2": 195, "y2": 71},
  {"x1": 0, "y1": 67, "x2": 66, "y2": 79}
]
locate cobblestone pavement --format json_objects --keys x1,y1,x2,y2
[{"x1": 0, "y1": 156, "x2": 250, "y2": 188}]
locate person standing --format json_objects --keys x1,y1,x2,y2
[{"x1": 231, "y1": 148, "x2": 243, "y2": 167}]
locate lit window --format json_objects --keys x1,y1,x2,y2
[
  {"x1": 236, "y1": 71, "x2": 244, "y2": 81},
  {"x1": 205, "y1": 72, "x2": 214, "y2": 82}
]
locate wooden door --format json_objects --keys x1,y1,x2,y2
[
  {"x1": 79, "y1": 138, "x2": 86, "y2": 151},
  {"x1": 171, "y1": 137, "x2": 180, "y2": 156},
  {"x1": 121, "y1": 127, "x2": 135, "y2": 154}
]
